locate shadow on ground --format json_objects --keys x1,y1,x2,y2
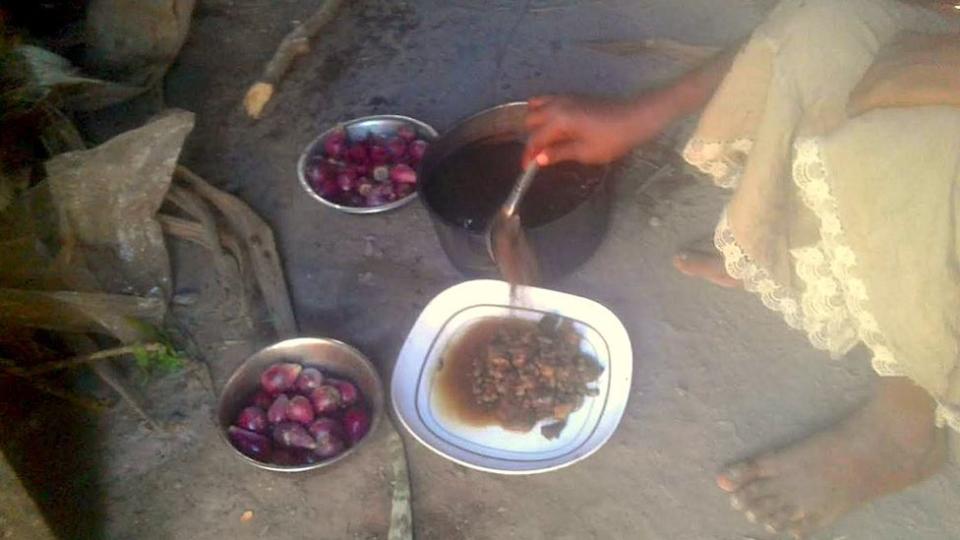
[{"x1": 0, "y1": 377, "x2": 104, "y2": 538}]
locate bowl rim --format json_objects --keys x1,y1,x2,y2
[
  {"x1": 217, "y1": 337, "x2": 385, "y2": 473},
  {"x1": 297, "y1": 115, "x2": 439, "y2": 215}
]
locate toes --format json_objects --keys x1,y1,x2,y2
[
  {"x1": 761, "y1": 506, "x2": 800, "y2": 534},
  {"x1": 672, "y1": 253, "x2": 698, "y2": 277},
  {"x1": 739, "y1": 495, "x2": 784, "y2": 528},
  {"x1": 786, "y1": 514, "x2": 820, "y2": 540},
  {"x1": 717, "y1": 461, "x2": 762, "y2": 492},
  {"x1": 729, "y1": 479, "x2": 775, "y2": 515},
  {"x1": 672, "y1": 251, "x2": 739, "y2": 288},
  {"x1": 743, "y1": 495, "x2": 782, "y2": 518},
  {"x1": 729, "y1": 478, "x2": 774, "y2": 507}
]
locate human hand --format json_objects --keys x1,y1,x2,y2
[{"x1": 522, "y1": 93, "x2": 675, "y2": 167}]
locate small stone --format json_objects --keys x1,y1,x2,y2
[
  {"x1": 363, "y1": 235, "x2": 383, "y2": 258},
  {"x1": 172, "y1": 291, "x2": 200, "y2": 306},
  {"x1": 240, "y1": 510, "x2": 254, "y2": 523}
]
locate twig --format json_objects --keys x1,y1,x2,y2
[
  {"x1": 91, "y1": 360, "x2": 162, "y2": 430},
  {"x1": 163, "y1": 187, "x2": 254, "y2": 320},
  {"x1": 174, "y1": 166, "x2": 298, "y2": 338},
  {"x1": 243, "y1": 0, "x2": 344, "y2": 119},
  {"x1": 165, "y1": 185, "x2": 234, "y2": 295},
  {"x1": 0, "y1": 292, "x2": 164, "y2": 426},
  {"x1": 62, "y1": 334, "x2": 163, "y2": 430},
  {"x1": 23, "y1": 343, "x2": 164, "y2": 376},
  {"x1": 159, "y1": 211, "x2": 256, "y2": 331},
  {"x1": 159, "y1": 213, "x2": 249, "y2": 281}
]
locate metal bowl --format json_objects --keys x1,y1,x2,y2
[
  {"x1": 297, "y1": 115, "x2": 439, "y2": 214},
  {"x1": 217, "y1": 338, "x2": 385, "y2": 472}
]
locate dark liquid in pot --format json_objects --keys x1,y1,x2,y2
[{"x1": 423, "y1": 140, "x2": 602, "y2": 232}]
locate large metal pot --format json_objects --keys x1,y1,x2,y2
[{"x1": 418, "y1": 102, "x2": 611, "y2": 282}]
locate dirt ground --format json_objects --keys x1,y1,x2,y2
[{"x1": 38, "y1": 0, "x2": 960, "y2": 538}]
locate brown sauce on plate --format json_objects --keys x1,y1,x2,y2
[
  {"x1": 433, "y1": 318, "x2": 523, "y2": 427},
  {"x1": 433, "y1": 316, "x2": 601, "y2": 437}
]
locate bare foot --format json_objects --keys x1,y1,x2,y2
[
  {"x1": 672, "y1": 250, "x2": 739, "y2": 288},
  {"x1": 717, "y1": 378, "x2": 947, "y2": 538}
]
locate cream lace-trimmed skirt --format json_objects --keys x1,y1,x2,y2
[{"x1": 682, "y1": 0, "x2": 960, "y2": 432}]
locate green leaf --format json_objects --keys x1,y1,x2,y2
[
  {"x1": 131, "y1": 342, "x2": 185, "y2": 375},
  {"x1": 133, "y1": 345, "x2": 151, "y2": 371}
]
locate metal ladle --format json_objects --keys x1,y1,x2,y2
[{"x1": 486, "y1": 161, "x2": 541, "y2": 284}]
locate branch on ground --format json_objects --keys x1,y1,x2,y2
[{"x1": 243, "y1": 0, "x2": 344, "y2": 119}]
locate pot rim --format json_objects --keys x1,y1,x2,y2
[{"x1": 417, "y1": 102, "x2": 608, "y2": 233}]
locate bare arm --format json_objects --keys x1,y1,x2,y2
[
  {"x1": 524, "y1": 45, "x2": 739, "y2": 166},
  {"x1": 652, "y1": 47, "x2": 738, "y2": 121}
]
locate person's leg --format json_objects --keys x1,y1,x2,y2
[
  {"x1": 717, "y1": 376, "x2": 947, "y2": 538},
  {"x1": 672, "y1": 249, "x2": 739, "y2": 288}
]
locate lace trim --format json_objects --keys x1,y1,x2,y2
[
  {"x1": 792, "y1": 141, "x2": 960, "y2": 433},
  {"x1": 791, "y1": 244, "x2": 861, "y2": 357},
  {"x1": 706, "y1": 136, "x2": 908, "y2": 374},
  {"x1": 937, "y1": 404, "x2": 960, "y2": 432},
  {"x1": 708, "y1": 137, "x2": 959, "y2": 433},
  {"x1": 714, "y1": 211, "x2": 804, "y2": 331},
  {"x1": 791, "y1": 139, "x2": 903, "y2": 378},
  {"x1": 714, "y1": 215, "x2": 860, "y2": 359},
  {"x1": 683, "y1": 137, "x2": 754, "y2": 189}
]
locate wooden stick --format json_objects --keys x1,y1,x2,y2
[
  {"x1": 62, "y1": 334, "x2": 163, "y2": 430},
  {"x1": 165, "y1": 186, "x2": 258, "y2": 319},
  {"x1": 165, "y1": 186, "x2": 234, "y2": 294},
  {"x1": 91, "y1": 360, "x2": 162, "y2": 429},
  {"x1": 174, "y1": 166, "x2": 298, "y2": 338},
  {"x1": 159, "y1": 213, "x2": 248, "y2": 280},
  {"x1": 22, "y1": 343, "x2": 164, "y2": 376},
  {"x1": 243, "y1": 0, "x2": 344, "y2": 119},
  {"x1": 159, "y1": 211, "x2": 256, "y2": 325}
]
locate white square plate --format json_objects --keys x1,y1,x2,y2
[{"x1": 391, "y1": 280, "x2": 632, "y2": 474}]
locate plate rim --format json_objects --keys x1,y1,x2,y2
[
  {"x1": 413, "y1": 303, "x2": 613, "y2": 463},
  {"x1": 391, "y1": 279, "x2": 632, "y2": 474}
]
